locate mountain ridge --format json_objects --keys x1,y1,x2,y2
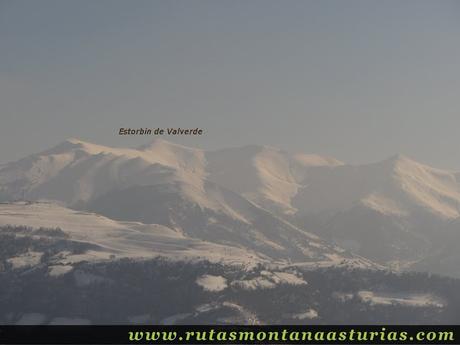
[{"x1": 1, "y1": 138, "x2": 460, "y2": 276}]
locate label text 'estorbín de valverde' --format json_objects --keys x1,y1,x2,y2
[{"x1": 119, "y1": 128, "x2": 204, "y2": 136}]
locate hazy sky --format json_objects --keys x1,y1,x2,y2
[{"x1": 1, "y1": 0, "x2": 460, "y2": 168}]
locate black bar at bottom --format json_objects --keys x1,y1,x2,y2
[{"x1": 0, "y1": 325, "x2": 458, "y2": 344}]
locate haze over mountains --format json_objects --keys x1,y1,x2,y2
[
  {"x1": 0, "y1": 138, "x2": 460, "y2": 277},
  {"x1": 2, "y1": 138, "x2": 460, "y2": 325}
]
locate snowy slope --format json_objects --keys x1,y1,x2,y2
[
  {"x1": 409, "y1": 218, "x2": 460, "y2": 278},
  {"x1": 2, "y1": 139, "x2": 458, "y2": 221},
  {"x1": 294, "y1": 154, "x2": 460, "y2": 219},
  {"x1": 85, "y1": 181, "x2": 370, "y2": 263},
  {"x1": 0, "y1": 139, "x2": 208, "y2": 208},
  {"x1": 294, "y1": 155, "x2": 460, "y2": 265},
  {"x1": 0, "y1": 138, "x2": 341, "y2": 215},
  {"x1": 0, "y1": 201, "x2": 262, "y2": 266},
  {"x1": 1, "y1": 138, "x2": 460, "y2": 274},
  {"x1": 206, "y1": 145, "x2": 342, "y2": 214},
  {"x1": 0, "y1": 202, "x2": 376, "y2": 271},
  {"x1": 0, "y1": 138, "x2": 359, "y2": 264}
]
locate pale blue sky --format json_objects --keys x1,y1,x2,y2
[{"x1": 1, "y1": 0, "x2": 460, "y2": 168}]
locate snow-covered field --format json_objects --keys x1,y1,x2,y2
[{"x1": 0, "y1": 202, "x2": 263, "y2": 267}]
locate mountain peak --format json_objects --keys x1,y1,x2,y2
[
  {"x1": 138, "y1": 138, "x2": 198, "y2": 152},
  {"x1": 378, "y1": 153, "x2": 423, "y2": 171},
  {"x1": 381, "y1": 154, "x2": 449, "y2": 174},
  {"x1": 42, "y1": 138, "x2": 111, "y2": 156},
  {"x1": 65, "y1": 137, "x2": 91, "y2": 145},
  {"x1": 38, "y1": 138, "x2": 89, "y2": 155},
  {"x1": 387, "y1": 153, "x2": 414, "y2": 163}
]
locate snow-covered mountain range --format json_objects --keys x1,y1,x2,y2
[{"x1": 0, "y1": 138, "x2": 459, "y2": 277}]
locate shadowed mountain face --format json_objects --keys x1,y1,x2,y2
[
  {"x1": 85, "y1": 183, "x2": 348, "y2": 263},
  {"x1": 293, "y1": 155, "x2": 460, "y2": 270},
  {"x1": 0, "y1": 138, "x2": 460, "y2": 276}
]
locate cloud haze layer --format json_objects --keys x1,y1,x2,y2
[{"x1": 1, "y1": 0, "x2": 460, "y2": 168}]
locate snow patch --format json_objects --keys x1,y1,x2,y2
[
  {"x1": 358, "y1": 291, "x2": 444, "y2": 308},
  {"x1": 361, "y1": 194, "x2": 408, "y2": 217},
  {"x1": 196, "y1": 275, "x2": 228, "y2": 292},
  {"x1": 7, "y1": 251, "x2": 42, "y2": 269},
  {"x1": 48, "y1": 265, "x2": 73, "y2": 277},
  {"x1": 232, "y1": 271, "x2": 306, "y2": 291},
  {"x1": 292, "y1": 309, "x2": 318, "y2": 320}
]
